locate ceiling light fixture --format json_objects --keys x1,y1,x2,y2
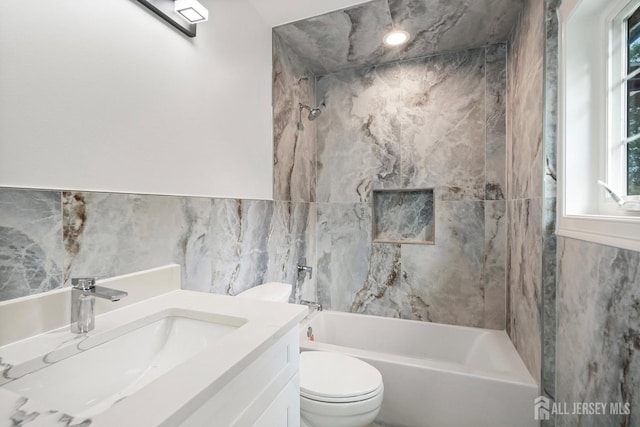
[{"x1": 383, "y1": 30, "x2": 410, "y2": 47}]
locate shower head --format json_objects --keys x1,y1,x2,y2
[
  {"x1": 308, "y1": 107, "x2": 322, "y2": 121},
  {"x1": 298, "y1": 102, "x2": 324, "y2": 130}
]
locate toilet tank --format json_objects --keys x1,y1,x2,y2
[{"x1": 236, "y1": 282, "x2": 292, "y2": 303}]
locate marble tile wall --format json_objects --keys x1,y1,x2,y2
[
  {"x1": 541, "y1": 0, "x2": 560, "y2": 412},
  {"x1": 556, "y1": 237, "x2": 640, "y2": 426},
  {"x1": 506, "y1": 0, "x2": 546, "y2": 386},
  {"x1": 0, "y1": 189, "x2": 63, "y2": 301},
  {"x1": 272, "y1": 32, "x2": 317, "y2": 203},
  {"x1": 372, "y1": 190, "x2": 434, "y2": 243},
  {"x1": 0, "y1": 188, "x2": 316, "y2": 303},
  {"x1": 273, "y1": 0, "x2": 523, "y2": 75},
  {"x1": 315, "y1": 45, "x2": 507, "y2": 329},
  {"x1": 508, "y1": 0, "x2": 544, "y2": 203}
]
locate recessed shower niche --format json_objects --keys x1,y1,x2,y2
[{"x1": 372, "y1": 189, "x2": 434, "y2": 244}]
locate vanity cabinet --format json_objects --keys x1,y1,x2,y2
[{"x1": 180, "y1": 327, "x2": 300, "y2": 427}]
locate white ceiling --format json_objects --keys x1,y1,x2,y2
[{"x1": 246, "y1": 0, "x2": 372, "y2": 27}]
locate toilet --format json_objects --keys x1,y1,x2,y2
[
  {"x1": 235, "y1": 282, "x2": 293, "y2": 303},
  {"x1": 236, "y1": 283, "x2": 384, "y2": 427}
]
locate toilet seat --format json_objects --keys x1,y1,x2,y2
[
  {"x1": 301, "y1": 383, "x2": 384, "y2": 403},
  {"x1": 300, "y1": 351, "x2": 383, "y2": 403}
]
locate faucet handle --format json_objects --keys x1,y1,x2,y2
[
  {"x1": 297, "y1": 262, "x2": 313, "y2": 280},
  {"x1": 71, "y1": 277, "x2": 97, "y2": 291}
]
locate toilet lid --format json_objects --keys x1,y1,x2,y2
[
  {"x1": 236, "y1": 282, "x2": 291, "y2": 302},
  {"x1": 300, "y1": 351, "x2": 383, "y2": 403}
]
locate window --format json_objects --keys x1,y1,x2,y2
[
  {"x1": 608, "y1": 1, "x2": 640, "y2": 207},
  {"x1": 626, "y1": 8, "x2": 640, "y2": 196},
  {"x1": 558, "y1": 0, "x2": 640, "y2": 252}
]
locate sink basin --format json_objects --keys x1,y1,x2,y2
[{"x1": 2, "y1": 309, "x2": 245, "y2": 418}]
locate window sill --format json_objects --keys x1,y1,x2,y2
[{"x1": 557, "y1": 214, "x2": 640, "y2": 252}]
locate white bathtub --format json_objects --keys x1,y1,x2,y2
[{"x1": 300, "y1": 310, "x2": 538, "y2": 427}]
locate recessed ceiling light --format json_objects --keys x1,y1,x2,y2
[{"x1": 383, "y1": 30, "x2": 410, "y2": 47}]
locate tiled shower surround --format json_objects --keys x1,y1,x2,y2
[
  {"x1": 0, "y1": 188, "x2": 316, "y2": 303},
  {"x1": 272, "y1": 30, "x2": 508, "y2": 328},
  {"x1": 315, "y1": 47, "x2": 507, "y2": 328}
]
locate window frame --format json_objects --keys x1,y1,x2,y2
[
  {"x1": 607, "y1": 0, "x2": 640, "y2": 209},
  {"x1": 558, "y1": 0, "x2": 640, "y2": 252}
]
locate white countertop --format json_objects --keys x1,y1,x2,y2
[{"x1": 0, "y1": 289, "x2": 308, "y2": 426}]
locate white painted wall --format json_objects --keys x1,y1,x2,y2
[{"x1": 0, "y1": 0, "x2": 274, "y2": 199}]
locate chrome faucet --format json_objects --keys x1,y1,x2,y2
[
  {"x1": 70, "y1": 278, "x2": 128, "y2": 334},
  {"x1": 297, "y1": 258, "x2": 313, "y2": 280},
  {"x1": 300, "y1": 299, "x2": 323, "y2": 311}
]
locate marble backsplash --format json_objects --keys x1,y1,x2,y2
[
  {"x1": 0, "y1": 188, "x2": 316, "y2": 303},
  {"x1": 0, "y1": 189, "x2": 63, "y2": 301},
  {"x1": 314, "y1": 45, "x2": 508, "y2": 329}
]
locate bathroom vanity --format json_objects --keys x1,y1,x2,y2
[{"x1": 0, "y1": 265, "x2": 307, "y2": 426}]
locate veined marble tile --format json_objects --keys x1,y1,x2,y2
[
  {"x1": 483, "y1": 200, "x2": 506, "y2": 329},
  {"x1": 0, "y1": 189, "x2": 63, "y2": 301},
  {"x1": 63, "y1": 192, "x2": 195, "y2": 287},
  {"x1": 372, "y1": 190, "x2": 434, "y2": 243},
  {"x1": 62, "y1": 192, "x2": 316, "y2": 302},
  {"x1": 175, "y1": 196, "x2": 216, "y2": 294},
  {"x1": 207, "y1": 199, "x2": 272, "y2": 295},
  {"x1": 273, "y1": 33, "x2": 316, "y2": 203},
  {"x1": 317, "y1": 199, "x2": 504, "y2": 327},
  {"x1": 400, "y1": 49, "x2": 486, "y2": 201},
  {"x1": 205, "y1": 199, "x2": 315, "y2": 300},
  {"x1": 317, "y1": 202, "x2": 406, "y2": 317},
  {"x1": 316, "y1": 64, "x2": 403, "y2": 203},
  {"x1": 506, "y1": 198, "x2": 542, "y2": 382},
  {"x1": 310, "y1": 44, "x2": 507, "y2": 328},
  {"x1": 541, "y1": 230, "x2": 556, "y2": 400},
  {"x1": 389, "y1": 0, "x2": 522, "y2": 64},
  {"x1": 265, "y1": 201, "x2": 316, "y2": 302},
  {"x1": 541, "y1": 0, "x2": 560, "y2": 405},
  {"x1": 273, "y1": 0, "x2": 396, "y2": 75},
  {"x1": 557, "y1": 237, "x2": 640, "y2": 426},
  {"x1": 295, "y1": 202, "x2": 317, "y2": 303},
  {"x1": 485, "y1": 44, "x2": 507, "y2": 200},
  {"x1": 349, "y1": 243, "x2": 404, "y2": 318},
  {"x1": 401, "y1": 201, "x2": 485, "y2": 326},
  {"x1": 316, "y1": 202, "x2": 373, "y2": 311},
  {"x1": 507, "y1": 0, "x2": 544, "y2": 200},
  {"x1": 544, "y1": 0, "x2": 559, "y2": 201},
  {"x1": 274, "y1": 0, "x2": 523, "y2": 75}
]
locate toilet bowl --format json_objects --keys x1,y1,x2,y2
[
  {"x1": 299, "y1": 351, "x2": 383, "y2": 427},
  {"x1": 236, "y1": 283, "x2": 384, "y2": 427}
]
